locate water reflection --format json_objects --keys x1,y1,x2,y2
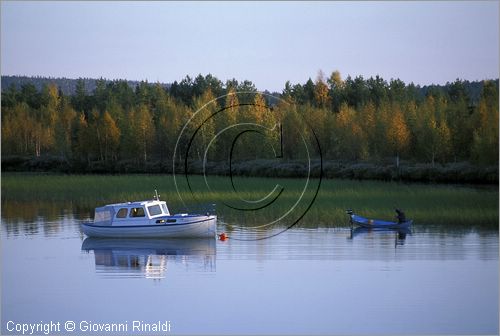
[
  {"x1": 1, "y1": 200, "x2": 94, "y2": 223},
  {"x1": 348, "y1": 227, "x2": 411, "y2": 247},
  {"x1": 1, "y1": 200, "x2": 92, "y2": 238},
  {"x1": 81, "y1": 238, "x2": 216, "y2": 279}
]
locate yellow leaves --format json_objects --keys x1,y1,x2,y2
[
  {"x1": 351, "y1": 122, "x2": 369, "y2": 160},
  {"x1": 332, "y1": 102, "x2": 369, "y2": 160},
  {"x1": 135, "y1": 104, "x2": 154, "y2": 135},
  {"x1": 471, "y1": 90, "x2": 499, "y2": 163},
  {"x1": 120, "y1": 105, "x2": 155, "y2": 162},
  {"x1": 314, "y1": 70, "x2": 330, "y2": 108},
  {"x1": 385, "y1": 105, "x2": 410, "y2": 154},
  {"x1": 189, "y1": 89, "x2": 218, "y2": 159},
  {"x1": 101, "y1": 111, "x2": 121, "y2": 148},
  {"x1": 224, "y1": 88, "x2": 239, "y2": 126},
  {"x1": 329, "y1": 70, "x2": 343, "y2": 90},
  {"x1": 45, "y1": 83, "x2": 60, "y2": 110},
  {"x1": 193, "y1": 88, "x2": 217, "y2": 117},
  {"x1": 360, "y1": 102, "x2": 376, "y2": 134},
  {"x1": 437, "y1": 120, "x2": 451, "y2": 150},
  {"x1": 252, "y1": 92, "x2": 267, "y2": 125},
  {"x1": 2, "y1": 77, "x2": 495, "y2": 166},
  {"x1": 336, "y1": 103, "x2": 354, "y2": 128},
  {"x1": 1, "y1": 102, "x2": 57, "y2": 156}
]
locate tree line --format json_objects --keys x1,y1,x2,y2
[
  {"x1": 1, "y1": 75, "x2": 167, "y2": 97},
  {"x1": 1, "y1": 73, "x2": 498, "y2": 174}
]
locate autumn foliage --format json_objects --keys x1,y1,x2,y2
[{"x1": 1, "y1": 73, "x2": 498, "y2": 174}]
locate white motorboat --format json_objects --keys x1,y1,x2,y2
[{"x1": 81, "y1": 194, "x2": 216, "y2": 238}]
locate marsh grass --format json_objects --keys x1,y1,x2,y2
[{"x1": 1, "y1": 173, "x2": 498, "y2": 228}]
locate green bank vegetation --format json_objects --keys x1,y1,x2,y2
[{"x1": 2, "y1": 174, "x2": 497, "y2": 228}]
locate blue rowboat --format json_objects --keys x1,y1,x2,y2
[{"x1": 346, "y1": 210, "x2": 412, "y2": 229}]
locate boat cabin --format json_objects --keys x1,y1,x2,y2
[{"x1": 94, "y1": 200, "x2": 171, "y2": 226}]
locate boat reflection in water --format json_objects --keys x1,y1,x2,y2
[
  {"x1": 348, "y1": 227, "x2": 411, "y2": 248},
  {"x1": 82, "y1": 238, "x2": 216, "y2": 279}
]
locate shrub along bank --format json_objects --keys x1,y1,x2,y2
[{"x1": 2, "y1": 155, "x2": 497, "y2": 185}]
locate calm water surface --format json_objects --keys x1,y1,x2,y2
[{"x1": 1, "y1": 206, "x2": 498, "y2": 335}]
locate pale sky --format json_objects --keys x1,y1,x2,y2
[{"x1": 1, "y1": 1, "x2": 499, "y2": 92}]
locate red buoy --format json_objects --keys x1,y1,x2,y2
[{"x1": 218, "y1": 232, "x2": 228, "y2": 241}]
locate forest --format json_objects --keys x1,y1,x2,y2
[{"x1": 1, "y1": 72, "x2": 498, "y2": 183}]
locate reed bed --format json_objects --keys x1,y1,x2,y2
[{"x1": 1, "y1": 173, "x2": 497, "y2": 228}]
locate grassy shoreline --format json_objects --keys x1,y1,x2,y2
[{"x1": 1, "y1": 173, "x2": 498, "y2": 228}]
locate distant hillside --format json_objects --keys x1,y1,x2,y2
[{"x1": 1, "y1": 75, "x2": 170, "y2": 96}]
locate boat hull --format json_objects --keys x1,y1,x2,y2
[
  {"x1": 81, "y1": 237, "x2": 216, "y2": 255},
  {"x1": 350, "y1": 214, "x2": 412, "y2": 229},
  {"x1": 81, "y1": 216, "x2": 217, "y2": 238}
]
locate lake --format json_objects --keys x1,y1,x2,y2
[{"x1": 1, "y1": 202, "x2": 498, "y2": 335}]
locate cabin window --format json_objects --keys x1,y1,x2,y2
[
  {"x1": 129, "y1": 207, "x2": 145, "y2": 217},
  {"x1": 116, "y1": 208, "x2": 128, "y2": 218},
  {"x1": 94, "y1": 209, "x2": 112, "y2": 226},
  {"x1": 161, "y1": 204, "x2": 169, "y2": 215},
  {"x1": 148, "y1": 205, "x2": 162, "y2": 216}
]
